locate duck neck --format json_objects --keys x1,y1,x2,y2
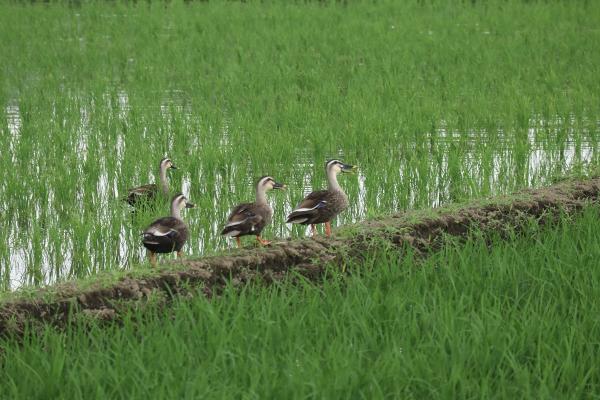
[
  {"x1": 159, "y1": 165, "x2": 169, "y2": 195},
  {"x1": 171, "y1": 203, "x2": 182, "y2": 220},
  {"x1": 255, "y1": 185, "x2": 268, "y2": 205},
  {"x1": 327, "y1": 169, "x2": 342, "y2": 192}
]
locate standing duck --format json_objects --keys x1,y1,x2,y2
[
  {"x1": 126, "y1": 157, "x2": 177, "y2": 206},
  {"x1": 142, "y1": 193, "x2": 195, "y2": 266},
  {"x1": 287, "y1": 159, "x2": 357, "y2": 237},
  {"x1": 221, "y1": 176, "x2": 286, "y2": 247}
]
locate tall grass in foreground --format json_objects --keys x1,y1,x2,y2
[{"x1": 2, "y1": 207, "x2": 600, "y2": 398}]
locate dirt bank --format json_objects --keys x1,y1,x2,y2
[{"x1": 2, "y1": 177, "x2": 600, "y2": 338}]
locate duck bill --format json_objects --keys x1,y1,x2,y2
[
  {"x1": 341, "y1": 164, "x2": 357, "y2": 173},
  {"x1": 273, "y1": 182, "x2": 287, "y2": 190},
  {"x1": 170, "y1": 165, "x2": 178, "y2": 170},
  {"x1": 185, "y1": 202, "x2": 195, "y2": 208}
]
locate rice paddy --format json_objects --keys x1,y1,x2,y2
[
  {"x1": 1, "y1": 0, "x2": 599, "y2": 290},
  {"x1": 2, "y1": 1, "x2": 600, "y2": 397},
  {"x1": 2, "y1": 207, "x2": 600, "y2": 398}
]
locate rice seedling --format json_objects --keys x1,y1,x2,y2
[
  {"x1": 0, "y1": 0, "x2": 599, "y2": 288},
  {"x1": 2, "y1": 206, "x2": 600, "y2": 398}
]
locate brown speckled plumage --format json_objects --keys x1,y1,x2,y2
[
  {"x1": 126, "y1": 158, "x2": 176, "y2": 207},
  {"x1": 142, "y1": 216, "x2": 190, "y2": 254},
  {"x1": 286, "y1": 189, "x2": 348, "y2": 225},
  {"x1": 221, "y1": 176, "x2": 286, "y2": 247},
  {"x1": 142, "y1": 193, "x2": 194, "y2": 265},
  {"x1": 287, "y1": 160, "x2": 356, "y2": 236},
  {"x1": 221, "y1": 202, "x2": 273, "y2": 238}
]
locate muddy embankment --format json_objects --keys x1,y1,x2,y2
[{"x1": 2, "y1": 177, "x2": 600, "y2": 337}]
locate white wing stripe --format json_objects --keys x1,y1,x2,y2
[
  {"x1": 224, "y1": 218, "x2": 248, "y2": 228},
  {"x1": 292, "y1": 204, "x2": 321, "y2": 213},
  {"x1": 146, "y1": 228, "x2": 177, "y2": 237},
  {"x1": 289, "y1": 218, "x2": 308, "y2": 224}
]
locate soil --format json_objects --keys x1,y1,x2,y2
[{"x1": 2, "y1": 177, "x2": 600, "y2": 339}]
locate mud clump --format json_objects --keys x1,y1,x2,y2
[{"x1": 2, "y1": 177, "x2": 600, "y2": 339}]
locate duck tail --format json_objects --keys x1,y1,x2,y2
[
  {"x1": 286, "y1": 213, "x2": 309, "y2": 224},
  {"x1": 286, "y1": 201, "x2": 326, "y2": 224},
  {"x1": 221, "y1": 225, "x2": 242, "y2": 237}
]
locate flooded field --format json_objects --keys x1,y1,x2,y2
[
  {"x1": 1, "y1": 1, "x2": 600, "y2": 289},
  {"x1": 2, "y1": 99, "x2": 599, "y2": 289},
  {"x1": 3, "y1": 2, "x2": 600, "y2": 399}
]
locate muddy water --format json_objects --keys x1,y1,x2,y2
[{"x1": 2, "y1": 95, "x2": 599, "y2": 290}]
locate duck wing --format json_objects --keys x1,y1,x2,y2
[
  {"x1": 143, "y1": 217, "x2": 183, "y2": 243},
  {"x1": 142, "y1": 217, "x2": 189, "y2": 253},
  {"x1": 126, "y1": 184, "x2": 158, "y2": 205},
  {"x1": 286, "y1": 190, "x2": 329, "y2": 224},
  {"x1": 221, "y1": 203, "x2": 263, "y2": 237}
]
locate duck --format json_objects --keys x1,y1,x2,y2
[
  {"x1": 286, "y1": 159, "x2": 357, "y2": 237},
  {"x1": 142, "y1": 193, "x2": 195, "y2": 266},
  {"x1": 221, "y1": 176, "x2": 286, "y2": 247},
  {"x1": 126, "y1": 157, "x2": 177, "y2": 206}
]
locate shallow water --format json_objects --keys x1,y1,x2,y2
[
  {"x1": 1, "y1": 93, "x2": 598, "y2": 290},
  {"x1": 1, "y1": 0, "x2": 599, "y2": 290}
]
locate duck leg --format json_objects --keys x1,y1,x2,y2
[
  {"x1": 148, "y1": 251, "x2": 157, "y2": 267},
  {"x1": 177, "y1": 251, "x2": 184, "y2": 259},
  {"x1": 256, "y1": 236, "x2": 271, "y2": 246},
  {"x1": 310, "y1": 224, "x2": 317, "y2": 238},
  {"x1": 236, "y1": 237, "x2": 242, "y2": 248},
  {"x1": 325, "y1": 221, "x2": 332, "y2": 237}
]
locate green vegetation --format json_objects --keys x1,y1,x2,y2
[
  {"x1": 1, "y1": 0, "x2": 600, "y2": 288},
  {"x1": 1, "y1": 1, "x2": 600, "y2": 396},
  {"x1": 2, "y1": 207, "x2": 600, "y2": 398}
]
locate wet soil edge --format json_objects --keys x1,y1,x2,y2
[{"x1": 2, "y1": 177, "x2": 600, "y2": 338}]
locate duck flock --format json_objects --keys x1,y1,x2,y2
[{"x1": 127, "y1": 159, "x2": 357, "y2": 266}]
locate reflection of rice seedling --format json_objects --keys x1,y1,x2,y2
[{"x1": 0, "y1": 0, "x2": 599, "y2": 289}]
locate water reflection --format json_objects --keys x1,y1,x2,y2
[
  {"x1": 1, "y1": 95, "x2": 598, "y2": 290},
  {"x1": 6, "y1": 103, "x2": 21, "y2": 164}
]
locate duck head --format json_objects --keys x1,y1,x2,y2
[
  {"x1": 257, "y1": 176, "x2": 286, "y2": 191},
  {"x1": 171, "y1": 193, "x2": 195, "y2": 219},
  {"x1": 160, "y1": 157, "x2": 178, "y2": 171},
  {"x1": 325, "y1": 159, "x2": 357, "y2": 175}
]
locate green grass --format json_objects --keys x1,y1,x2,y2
[
  {"x1": 2, "y1": 2, "x2": 600, "y2": 396},
  {"x1": 2, "y1": 207, "x2": 600, "y2": 399},
  {"x1": 1, "y1": 0, "x2": 600, "y2": 288}
]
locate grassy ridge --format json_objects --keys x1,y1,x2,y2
[
  {"x1": 2, "y1": 207, "x2": 599, "y2": 398},
  {"x1": 1, "y1": 1, "x2": 600, "y2": 288}
]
